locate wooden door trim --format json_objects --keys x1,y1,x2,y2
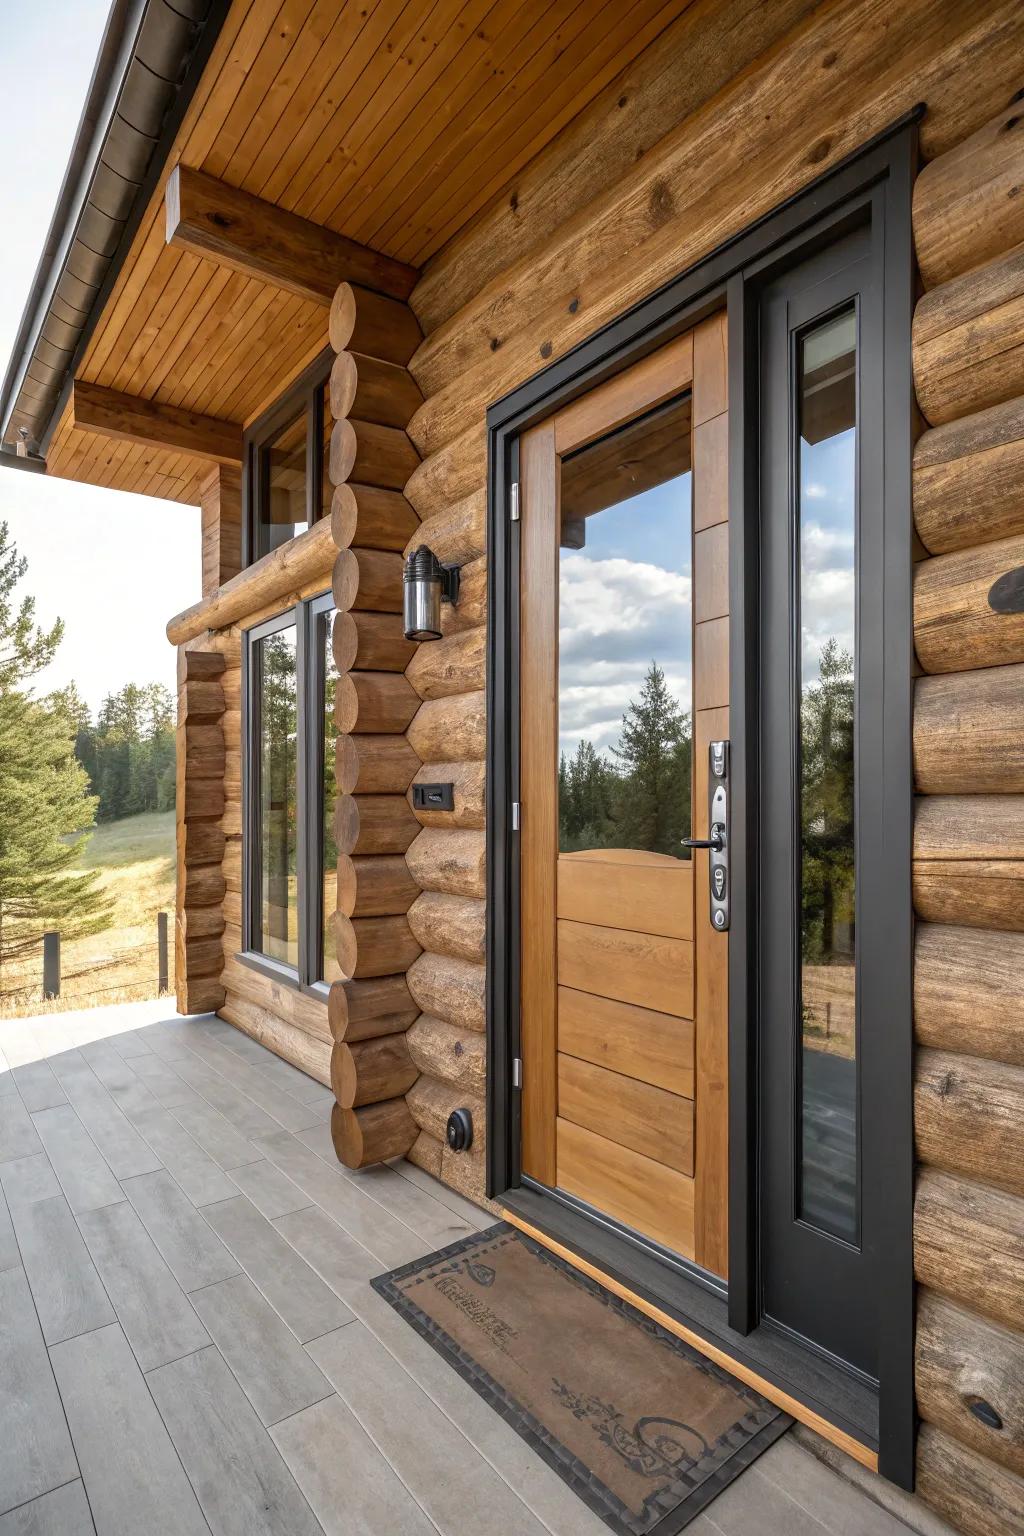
[
  {"x1": 553, "y1": 331, "x2": 695, "y2": 456},
  {"x1": 519, "y1": 419, "x2": 559, "y2": 1184}
]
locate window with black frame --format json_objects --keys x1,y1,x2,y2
[
  {"x1": 243, "y1": 591, "x2": 339, "y2": 992},
  {"x1": 244, "y1": 354, "x2": 332, "y2": 564}
]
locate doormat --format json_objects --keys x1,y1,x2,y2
[{"x1": 371, "y1": 1223, "x2": 790, "y2": 1535}]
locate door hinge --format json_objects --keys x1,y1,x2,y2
[
  {"x1": 511, "y1": 801, "x2": 521, "y2": 830},
  {"x1": 512, "y1": 1057, "x2": 523, "y2": 1089},
  {"x1": 509, "y1": 481, "x2": 520, "y2": 521}
]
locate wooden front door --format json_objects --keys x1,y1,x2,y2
[{"x1": 519, "y1": 315, "x2": 729, "y2": 1278}]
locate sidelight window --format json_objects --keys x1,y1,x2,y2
[
  {"x1": 795, "y1": 306, "x2": 858, "y2": 1241},
  {"x1": 243, "y1": 591, "x2": 338, "y2": 992}
]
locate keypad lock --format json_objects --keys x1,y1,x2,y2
[{"x1": 680, "y1": 740, "x2": 730, "y2": 931}]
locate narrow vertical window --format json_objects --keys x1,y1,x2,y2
[
  {"x1": 256, "y1": 623, "x2": 298, "y2": 968},
  {"x1": 264, "y1": 408, "x2": 309, "y2": 551},
  {"x1": 796, "y1": 307, "x2": 858, "y2": 1241},
  {"x1": 318, "y1": 606, "x2": 341, "y2": 983}
]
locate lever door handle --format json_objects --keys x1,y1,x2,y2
[{"x1": 681, "y1": 823, "x2": 724, "y2": 852}]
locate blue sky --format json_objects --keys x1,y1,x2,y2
[
  {"x1": 556, "y1": 420, "x2": 856, "y2": 760},
  {"x1": 0, "y1": 0, "x2": 199, "y2": 713}
]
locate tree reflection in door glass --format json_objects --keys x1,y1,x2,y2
[
  {"x1": 557, "y1": 397, "x2": 693, "y2": 858},
  {"x1": 797, "y1": 308, "x2": 858, "y2": 1244}
]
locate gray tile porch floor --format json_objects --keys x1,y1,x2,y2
[{"x1": 0, "y1": 1001, "x2": 945, "y2": 1536}]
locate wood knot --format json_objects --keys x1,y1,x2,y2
[
  {"x1": 539, "y1": 340, "x2": 553, "y2": 359},
  {"x1": 988, "y1": 565, "x2": 1024, "y2": 613},
  {"x1": 937, "y1": 1070, "x2": 956, "y2": 1100},
  {"x1": 649, "y1": 179, "x2": 674, "y2": 224},
  {"x1": 210, "y1": 212, "x2": 231, "y2": 228},
  {"x1": 1003, "y1": 114, "x2": 1022, "y2": 134},
  {"x1": 454, "y1": 1040, "x2": 464, "y2": 1057},
  {"x1": 618, "y1": 94, "x2": 628, "y2": 109},
  {"x1": 568, "y1": 298, "x2": 580, "y2": 314},
  {"x1": 489, "y1": 336, "x2": 501, "y2": 353},
  {"x1": 509, "y1": 191, "x2": 519, "y2": 213},
  {"x1": 808, "y1": 137, "x2": 831, "y2": 165},
  {"x1": 821, "y1": 50, "x2": 838, "y2": 68}
]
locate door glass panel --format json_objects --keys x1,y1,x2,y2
[
  {"x1": 256, "y1": 625, "x2": 298, "y2": 967},
  {"x1": 319, "y1": 609, "x2": 342, "y2": 983},
  {"x1": 557, "y1": 397, "x2": 693, "y2": 857},
  {"x1": 797, "y1": 307, "x2": 858, "y2": 1241},
  {"x1": 263, "y1": 409, "x2": 308, "y2": 551}
]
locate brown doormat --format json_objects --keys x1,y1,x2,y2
[{"x1": 371, "y1": 1223, "x2": 790, "y2": 1535}]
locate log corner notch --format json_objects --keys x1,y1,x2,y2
[
  {"x1": 165, "y1": 164, "x2": 419, "y2": 309},
  {"x1": 322, "y1": 277, "x2": 429, "y2": 1169},
  {"x1": 911, "y1": 93, "x2": 1024, "y2": 1536},
  {"x1": 175, "y1": 646, "x2": 227, "y2": 1013}
]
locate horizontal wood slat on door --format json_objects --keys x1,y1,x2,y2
[
  {"x1": 558, "y1": 986, "x2": 695, "y2": 1097},
  {"x1": 557, "y1": 919, "x2": 694, "y2": 1018},
  {"x1": 556, "y1": 1118, "x2": 695, "y2": 1258},
  {"x1": 557, "y1": 850, "x2": 693, "y2": 940},
  {"x1": 558, "y1": 1054, "x2": 694, "y2": 1174}
]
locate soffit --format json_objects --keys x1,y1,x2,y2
[{"x1": 47, "y1": 0, "x2": 695, "y2": 503}]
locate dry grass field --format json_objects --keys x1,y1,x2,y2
[{"x1": 0, "y1": 811, "x2": 176, "y2": 1018}]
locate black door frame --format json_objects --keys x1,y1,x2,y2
[{"x1": 485, "y1": 116, "x2": 917, "y2": 1486}]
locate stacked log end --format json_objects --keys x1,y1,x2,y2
[
  {"x1": 175, "y1": 646, "x2": 227, "y2": 1013},
  {"x1": 325, "y1": 280, "x2": 427, "y2": 1168},
  {"x1": 911, "y1": 96, "x2": 1024, "y2": 1535},
  {"x1": 399, "y1": 452, "x2": 487, "y2": 1198}
]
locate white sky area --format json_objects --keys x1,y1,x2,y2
[
  {"x1": 559, "y1": 473, "x2": 693, "y2": 760},
  {"x1": 0, "y1": 0, "x2": 200, "y2": 714},
  {"x1": 800, "y1": 427, "x2": 856, "y2": 684}
]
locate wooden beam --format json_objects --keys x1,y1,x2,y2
[
  {"x1": 165, "y1": 165, "x2": 417, "y2": 305},
  {"x1": 72, "y1": 381, "x2": 241, "y2": 465}
]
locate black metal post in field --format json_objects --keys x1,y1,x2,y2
[
  {"x1": 157, "y1": 911, "x2": 169, "y2": 994},
  {"x1": 43, "y1": 931, "x2": 61, "y2": 1000}
]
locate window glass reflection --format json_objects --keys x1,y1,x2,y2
[
  {"x1": 320, "y1": 610, "x2": 341, "y2": 983},
  {"x1": 263, "y1": 409, "x2": 308, "y2": 552},
  {"x1": 257, "y1": 626, "x2": 298, "y2": 968},
  {"x1": 557, "y1": 397, "x2": 693, "y2": 858},
  {"x1": 797, "y1": 307, "x2": 858, "y2": 1242}
]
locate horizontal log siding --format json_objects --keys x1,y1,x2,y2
[{"x1": 910, "y1": 96, "x2": 1024, "y2": 1536}]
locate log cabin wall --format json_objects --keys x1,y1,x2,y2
[
  {"x1": 386, "y1": 0, "x2": 1024, "y2": 1521},
  {"x1": 909, "y1": 102, "x2": 1024, "y2": 1536},
  {"x1": 325, "y1": 281, "x2": 425, "y2": 1169},
  {"x1": 394, "y1": 0, "x2": 1024, "y2": 1189}
]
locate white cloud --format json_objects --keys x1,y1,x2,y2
[{"x1": 556, "y1": 553, "x2": 692, "y2": 756}]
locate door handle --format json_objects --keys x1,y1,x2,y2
[
  {"x1": 683, "y1": 742, "x2": 729, "y2": 931},
  {"x1": 680, "y1": 824, "x2": 725, "y2": 852}
]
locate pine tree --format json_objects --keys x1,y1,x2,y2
[
  {"x1": 0, "y1": 527, "x2": 111, "y2": 972},
  {"x1": 800, "y1": 636, "x2": 855, "y2": 964},
  {"x1": 610, "y1": 661, "x2": 692, "y2": 856}
]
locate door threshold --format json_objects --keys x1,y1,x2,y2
[{"x1": 500, "y1": 1186, "x2": 880, "y2": 1474}]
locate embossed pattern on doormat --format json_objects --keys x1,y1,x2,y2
[{"x1": 371, "y1": 1223, "x2": 791, "y2": 1535}]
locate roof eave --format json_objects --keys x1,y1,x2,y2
[{"x1": 0, "y1": 0, "x2": 231, "y2": 461}]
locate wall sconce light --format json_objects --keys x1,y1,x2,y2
[{"x1": 403, "y1": 544, "x2": 461, "y2": 641}]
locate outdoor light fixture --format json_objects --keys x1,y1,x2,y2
[{"x1": 403, "y1": 544, "x2": 461, "y2": 641}]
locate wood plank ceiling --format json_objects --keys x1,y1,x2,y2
[{"x1": 48, "y1": 0, "x2": 692, "y2": 504}]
